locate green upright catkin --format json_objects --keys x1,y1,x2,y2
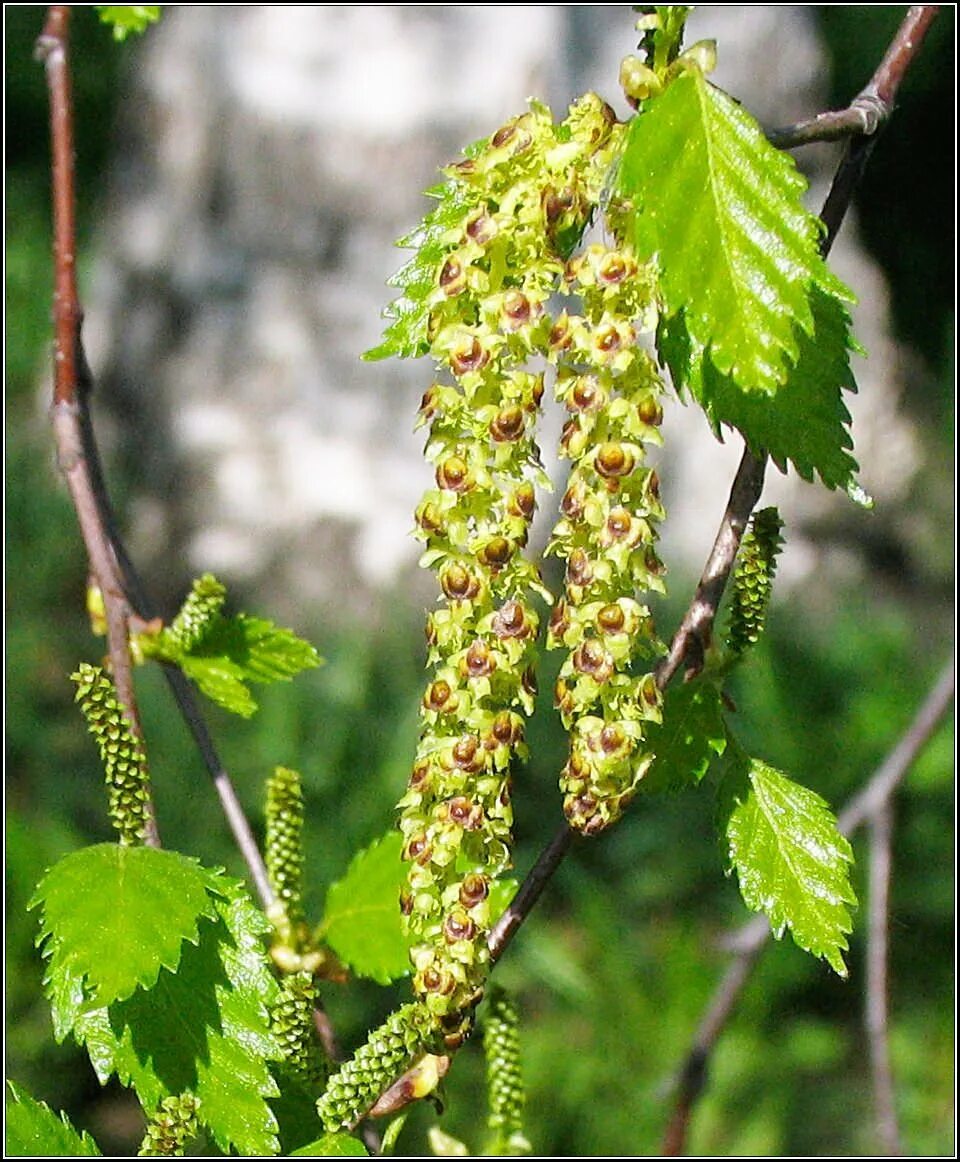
[
  {"x1": 161, "y1": 573, "x2": 226, "y2": 653},
  {"x1": 271, "y1": 969, "x2": 328, "y2": 1088},
  {"x1": 72, "y1": 663, "x2": 151, "y2": 845},
  {"x1": 483, "y1": 986, "x2": 530, "y2": 1156},
  {"x1": 316, "y1": 1003, "x2": 439, "y2": 1133},
  {"x1": 726, "y1": 507, "x2": 785, "y2": 657},
  {"x1": 137, "y1": 1094, "x2": 199, "y2": 1157},
  {"x1": 265, "y1": 765, "x2": 307, "y2": 944}
]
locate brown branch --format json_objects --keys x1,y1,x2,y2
[
  {"x1": 866, "y1": 799, "x2": 901, "y2": 1155},
  {"x1": 767, "y1": 6, "x2": 940, "y2": 150},
  {"x1": 662, "y1": 658, "x2": 954, "y2": 1155},
  {"x1": 37, "y1": 6, "x2": 160, "y2": 847}
]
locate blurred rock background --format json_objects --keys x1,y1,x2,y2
[{"x1": 6, "y1": 6, "x2": 954, "y2": 1157}]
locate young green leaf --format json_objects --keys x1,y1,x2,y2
[
  {"x1": 641, "y1": 680, "x2": 727, "y2": 795},
  {"x1": 95, "y1": 6, "x2": 160, "y2": 41},
  {"x1": 618, "y1": 70, "x2": 855, "y2": 397},
  {"x1": 659, "y1": 285, "x2": 866, "y2": 499},
  {"x1": 319, "y1": 832, "x2": 411, "y2": 985},
  {"x1": 152, "y1": 612, "x2": 322, "y2": 717},
  {"x1": 5, "y1": 1081, "x2": 101, "y2": 1157},
  {"x1": 30, "y1": 845, "x2": 217, "y2": 1013},
  {"x1": 63, "y1": 873, "x2": 282, "y2": 1156},
  {"x1": 721, "y1": 756, "x2": 857, "y2": 977},
  {"x1": 290, "y1": 1133, "x2": 370, "y2": 1157}
]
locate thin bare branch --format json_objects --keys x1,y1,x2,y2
[
  {"x1": 866, "y1": 799, "x2": 901, "y2": 1155},
  {"x1": 38, "y1": 5, "x2": 160, "y2": 847},
  {"x1": 767, "y1": 6, "x2": 941, "y2": 150}
]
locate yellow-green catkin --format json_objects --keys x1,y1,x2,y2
[
  {"x1": 265, "y1": 765, "x2": 307, "y2": 941},
  {"x1": 271, "y1": 969, "x2": 328, "y2": 1089},
  {"x1": 398, "y1": 94, "x2": 626, "y2": 1039},
  {"x1": 316, "y1": 1003, "x2": 439, "y2": 1133},
  {"x1": 483, "y1": 986, "x2": 531, "y2": 1156},
  {"x1": 72, "y1": 663, "x2": 151, "y2": 845},
  {"x1": 726, "y1": 506, "x2": 784, "y2": 656},
  {"x1": 137, "y1": 1094, "x2": 199, "y2": 1157},
  {"x1": 162, "y1": 573, "x2": 226, "y2": 653},
  {"x1": 545, "y1": 236, "x2": 667, "y2": 835}
]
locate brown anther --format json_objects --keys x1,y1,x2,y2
[
  {"x1": 644, "y1": 546, "x2": 664, "y2": 575},
  {"x1": 543, "y1": 185, "x2": 577, "y2": 224},
  {"x1": 595, "y1": 442, "x2": 634, "y2": 479},
  {"x1": 450, "y1": 336, "x2": 488, "y2": 376},
  {"x1": 452, "y1": 735, "x2": 482, "y2": 771},
  {"x1": 399, "y1": 890, "x2": 414, "y2": 916},
  {"x1": 459, "y1": 873, "x2": 490, "y2": 909},
  {"x1": 530, "y1": 375, "x2": 545, "y2": 408},
  {"x1": 640, "y1": 672, "x2": 660, "y2": 707},
  {"x1": 637, "y1": 395, "x2": 664, "y2": 426},
  {"x1": 521, "y1": 666, "x2": 538, "y2": 699},
  {"x1": 561, "y1": 481, "x2": 587, "y2": 520},
  {"x1": 404, "y1": 833, "x2": 432, "y2": 865},
  {"x1": 447, "y1": 795, "x2": 482, "y2": 829},
  {"x1": 419, "y1": 385, "x2": 440, "y2": 419},
  {"x1": 594, "y1": 323, "x2": 629, "y2": 356},
  {"x1": 598, "y1": 252, "x2": 629, "y2": 284},
  {"x1": 462, "y1": 640, "x2": 495, "y2": 679},
  {"x1": 443, "y1": 909, "x2": 476, "y2": 944},
  {"x1": 549, "y1": 314, "x2": 574, "y2": 352},
  {"x1": 415, "y1": 499, "x2": 445, "y2": 534},
  {"x1": 554, "y1": 677, "x2": 574, "y2": 717},
  {"x1": 491, "y1": 122, "x2": 517, "y2": 149},
  {"x1": 509, "y1": 482, "x2": 536, "y2": 519},
  {"x1": 501, "y1": 290, "x2": 532, "y2": 329},
  {"x1": 409, "y1": 760, "x2": 431, "y2": 790},
  {"x1": 439, "y1": 256, "x2": 465, "y2": 295},
  {"x1": 647, "y1": 470, "x2": 661, "y2": 502},
  {"x1": 605, "y1": 507, "x2": 634, "y2": 540},
  {"x1": 436, "y1": 454, "x2": 473, "y2": 492},
  {"x1": 600, "y1": 723, "x2": 628, "y2": 755},
  {"x1": 489, "y1": 404, "x2": 525, "y2": 443},
  {"x1": 489, "y1": 710, "x2": 519, "y2": 746},
  {"x1": 573, "y1": 639, "x2": 614, "y2": 683},
  {"x1": 451, "y1": 159, "x2": 478, "y2": 179},
  {"x1": 466, "y1": 212, "x2": 498, "y2": 246},
  {"x1": 492, "y1": 599, "x2": 528, "y2": 639},
  {"x1": 566, "y1": 548, "x2": 594, "y2": 588},
  {"x1": 440, "y1": 562, "x2": 480, "y2": 601},
  {"x1": 478, "y1": 536, "x2": 512, "y2": 568},
  {"x1": 560, "y1": 417, "x2": 583, "y2": 455},
  {"x1": 421, "y1": 966, "x2": 455, "y2": 995},
  {"x1": 570, "y1": 377, "x2": 604, "y2": 412},
  {"x1": 597, "y1": 603, "x2": 626, "y2": 634},
  {"x1": 549, "y1": 599, "x2": 571, "y2": 640},
  {"x1": 423, "y1": 678, "x2": 453, "y2": 711}
]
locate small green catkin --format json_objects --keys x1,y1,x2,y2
[
  {"x1": 316, "y1": 1003, "x2": 439, "y2": 1133},
  {"x1": 164, "y1": 573, "x2": 226, "y2": 653},
  {"x1": 137, "y1": 1093, "x2": 200, "y2": 1157},
  {"x1": 265, "y1": 765, "x2": 306, "y2": 935},
  {"x1": 72, "y1": 664, "x2": 151, "y2": 845},
  {"x1": 271, "y1": 969, "x2": 328, "y2": 1088},
  {"x1": 726, "y1": 507, "x2": 785, "y2": 657},
  {"x1": 483, "y1": 986, "x2": 530, "y2": 1156}
]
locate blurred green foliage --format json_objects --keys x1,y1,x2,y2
[{"x1": 5, "y1": 5, "x2": 954, "y2": 1157}]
